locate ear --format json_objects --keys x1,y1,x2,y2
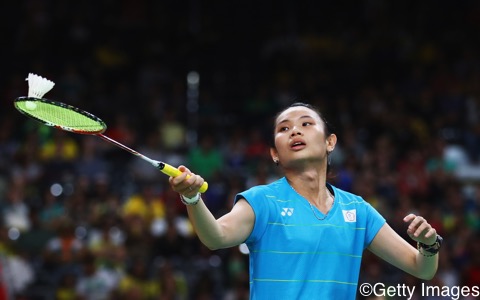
[
  {"x1": 326, "y1": 134, "x2": 337, "y2": 153},
  {"x1": 270, "y1": 147, "x2": 279, "y2": 163}
]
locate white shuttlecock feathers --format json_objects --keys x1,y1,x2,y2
[{"x1": 26, "y1": 73, "x2": 55, "y2": 99}]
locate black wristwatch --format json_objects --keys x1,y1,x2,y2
[{"x1": 418, "y1": 235, "x2": 443, "y2": 256}]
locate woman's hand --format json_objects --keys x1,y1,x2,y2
[
  {"x1": 168, "y1": 165, "x2": 205, "y2": 198},
  {"x1": 403, "y1": 213, "x2": 437, "y2": 246}
]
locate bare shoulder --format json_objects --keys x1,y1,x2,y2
[
  {"x1": 230, "y1": 197, "x2": 255, "y2": 220},
  {"x1": 369, "y1": 223, "x2": 415, "y2": 255}
]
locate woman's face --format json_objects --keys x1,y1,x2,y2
[{"x1": 272, "y1": 106, "x2": 334, "y2": 168}]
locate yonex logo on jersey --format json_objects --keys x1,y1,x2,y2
[
  {"x1": 342, "y1": 209, "x2": 357, "y2": 222},
  {"x1": 281, "y1": 208, "x2": 294, "y2": 217}
]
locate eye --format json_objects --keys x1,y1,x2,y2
[
  {"x1": 279, "y1": 126, "x2": 289, "y2": 132},
  {"x1": 302, "y1": 122, "x2": 313, "y2": 126}
]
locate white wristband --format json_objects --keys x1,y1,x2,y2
[{"x1": 180, "y1": 193, "x2": 200, "y2": 205}]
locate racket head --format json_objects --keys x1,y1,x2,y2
[{"x1": 14, "y1": 96, "x2": 107, "y2": 135}]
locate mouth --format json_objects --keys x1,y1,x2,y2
[{"x1": 290, "y1": 140, "x2": 306, "y2": 150}]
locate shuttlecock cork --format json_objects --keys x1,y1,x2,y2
[{"x1": 25, "y1": 73, "x2": 55, "y2": 110}]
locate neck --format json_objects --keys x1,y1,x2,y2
[{"x1": 286, "y1": 170, "x2": 330, "y2": 208}]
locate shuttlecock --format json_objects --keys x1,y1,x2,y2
[
  {"x1": 26, "y1": 73, "x2": 55, "y2": 99},
  {"x1": 25, "y1": 101, "x2": 37, "y2": 110}
]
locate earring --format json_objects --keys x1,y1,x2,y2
[{"x1": 274, "y1": 159, "x2": 279, "y2": 166}]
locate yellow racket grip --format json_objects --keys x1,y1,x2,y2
[{"x1": 160, "y1": 163, "x2": 209, "y2": 193}]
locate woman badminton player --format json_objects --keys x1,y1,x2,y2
[{"x1": 170, "y1": 102, "x2": 442, "y2": 299}]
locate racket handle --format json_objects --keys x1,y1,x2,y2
[{"x1": 161, "y1": 163, "x2": 209, "y2": 193}]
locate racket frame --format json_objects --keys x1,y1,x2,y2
[{"x1": 14, "y1": 96, "x2": 107, "y2": 135}]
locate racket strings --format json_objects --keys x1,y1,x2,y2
[{"x1": 18, "y1": 100, "x2": 105, "y2": 133}]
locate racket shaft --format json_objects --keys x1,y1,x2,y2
[{"x1": 98, "y1": 134, "x2": 208, "y2": 193}]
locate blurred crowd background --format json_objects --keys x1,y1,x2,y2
[{"x1": 1, "y1": 0, "x2": 480, "y2": 299}]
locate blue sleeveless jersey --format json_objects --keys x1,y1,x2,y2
[{"x1": 235, "y1": 177, "x2": 386, "y2": 300}]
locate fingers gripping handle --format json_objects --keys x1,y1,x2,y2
[{"x1": 160, "y1": 163, "x2": 209, "y2": 193}]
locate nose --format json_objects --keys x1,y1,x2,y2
[{"x1": 291, "y1": 126, "x2": 303, "y2": 136}]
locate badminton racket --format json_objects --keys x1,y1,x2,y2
[{"x1": 14, "y1": 74, "x2": 208, "y2": 193}]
